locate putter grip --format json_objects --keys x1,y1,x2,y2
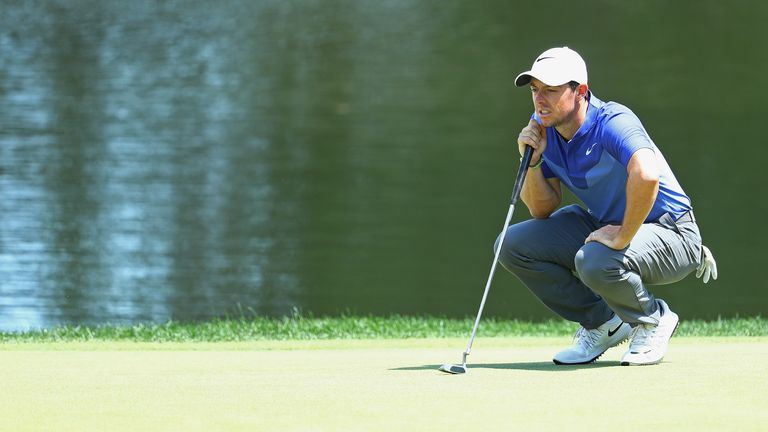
[{"x1": 510, "y1": 145, "x2": 534, "y2": 205}]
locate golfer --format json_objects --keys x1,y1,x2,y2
[{"x1": 498, "y1": 47, "x2": 718, "y2": 365}]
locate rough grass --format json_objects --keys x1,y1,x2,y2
[{"x1": 2, "y1": 315, "x2": 766, "y2": 343}]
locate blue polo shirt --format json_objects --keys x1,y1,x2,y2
[{"x1": 533, "y1": 93, "x2": 691, "y2": 224}]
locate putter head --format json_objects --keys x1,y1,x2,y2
[{"x1": 438, "y1": 363, "x2": 467, "y2": 374}]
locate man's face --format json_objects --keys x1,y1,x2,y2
[{"x1": 529, "y1": 78, "x2": 580, "y2": 128}]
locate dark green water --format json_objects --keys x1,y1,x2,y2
[{"x1": 1, "y1": 1, "x2": 765, "y2": 330}]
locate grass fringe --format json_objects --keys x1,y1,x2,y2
[{"x1": 1, "y1": 315, "x2": 766, "y2": 343}]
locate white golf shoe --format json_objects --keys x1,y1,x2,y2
[
  {"x1": 553, "y1": 314, "x2": 631, "y2": 365},
  {"x1": 621, "y1": 299, "x2": 679, "y2": 366}
]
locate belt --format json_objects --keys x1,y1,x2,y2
[{"x1": 676, "y1": 210, "x2": 695, "y2": 223}]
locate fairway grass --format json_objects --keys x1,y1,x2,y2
[{"x1": 2, "y1": 337, "x2": 767, "y2": 431}]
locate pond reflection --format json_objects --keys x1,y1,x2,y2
[{"x1": 0, "y1": 1, "x2": 764, "y2": 330}]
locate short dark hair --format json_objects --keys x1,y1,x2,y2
[{"x1": 567, "y1": 81, "x2": 580, "y2": 91}]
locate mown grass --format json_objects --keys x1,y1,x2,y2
[{"x1": 2, "y1": 315, "x2": 766, "y2": 343}]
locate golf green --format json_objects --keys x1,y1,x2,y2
[{"x1": 2, "y1": 337, "x2": 766, "y2": 431}]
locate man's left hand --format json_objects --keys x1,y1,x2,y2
[
  {"x1": 585, "y1": 225, "x2": 630, "y2": 250},
  {"x1": 696, "y1": 245, "x2": 718, "y2": 283}
]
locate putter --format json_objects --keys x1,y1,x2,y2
[{"x1": 439, "y1": 145, "x2": 534, "y2": 374}]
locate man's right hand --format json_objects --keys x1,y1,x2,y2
[{"x1": 517, "y1": 119, "x2": 547, "y2": 166}]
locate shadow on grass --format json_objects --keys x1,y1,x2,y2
[{"x1": 391, "y1": 361, "x2": 621, "y2": 372}]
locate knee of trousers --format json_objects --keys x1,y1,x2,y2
[
  {"x1": 493, "y1": 223, "x2": 534, "y2": 270},
  {"x1": 574, "y1": 242, "x2": 626, "y2": 291}
]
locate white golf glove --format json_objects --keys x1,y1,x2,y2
[{"x1": 695, "y1": 245, "x2": 718, "y2": 283}]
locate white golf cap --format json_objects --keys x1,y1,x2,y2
[{"x1": 514, "y1": 46, "x2": 588, "y2": 87}]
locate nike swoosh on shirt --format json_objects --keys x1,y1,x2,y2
[
  {"x1": 607, "y1": 323, "x2": 624, "y2": 337},
  {"x1": 586, "y1": 143, "x2": 598, "y2": 155}
]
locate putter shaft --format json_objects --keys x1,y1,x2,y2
[{"x1": 454, "y1": 146, "x2": 534, "y2": 369}]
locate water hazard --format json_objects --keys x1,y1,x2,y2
[{"x1": 1, "y1": 1, "x2": 765, "y2": 330}]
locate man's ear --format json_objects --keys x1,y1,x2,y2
[{"x1": 578, "y1": 84, "x2": 589, "y2": 97}]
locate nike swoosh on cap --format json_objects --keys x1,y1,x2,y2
[{"x1": 536, "y1": 56, "x2": 554, "y2": 62}]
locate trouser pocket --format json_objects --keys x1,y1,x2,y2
[{"x1": 658, "y1": 211, "x2": 702, "y2": 265}]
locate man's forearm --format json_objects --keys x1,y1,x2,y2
[
  {"x1": 617, "y1": 150, "x2": 660, "y2": 246},
  {"x1": 616, "y1": 175, "x2": 658, "y2": 246},
  {"x1": 521, "y1": 167, "x2": 560, "y2": 218}
]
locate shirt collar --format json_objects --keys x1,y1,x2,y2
[{"x1": 569, "y1": 91, "x2": 601, "y2": 142}]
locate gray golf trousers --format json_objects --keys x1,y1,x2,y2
[{"x1": 496, "y1": 204, "x2": 702, "y2": 328}]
